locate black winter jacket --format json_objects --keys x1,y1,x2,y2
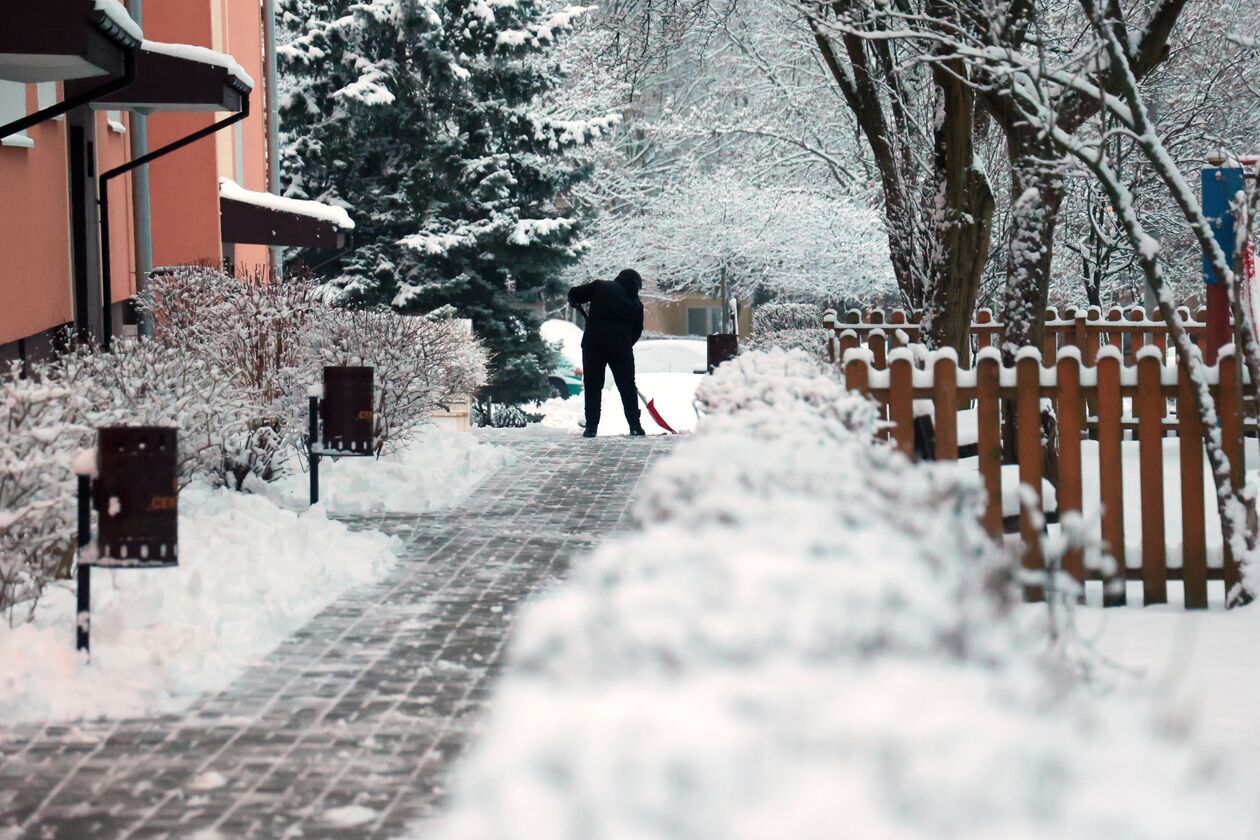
[{"x1": 568, "y1": 278, "x2": 645, "y2": 347}]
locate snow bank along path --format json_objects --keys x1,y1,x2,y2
[{"x1": 419, "y1": 349, "x2": 1256, "y2": 840}]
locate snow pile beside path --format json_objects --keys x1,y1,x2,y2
[
  {"x1": 268, "y1": 427, "x2": 510, "y2": 515},
  {"x1": 421, "y1": 348, "x2": 1249, "y2": 839},
  {"x1": 0, "y1": 484, "x2": 398, "y2": 723}
]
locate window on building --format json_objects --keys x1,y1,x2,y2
[
  {"x1": 0, "y1": 82, "x2": 33, "y2": 148},
  {"x1": 687, "y1": 306, "x2": 723, "y2": 337}
]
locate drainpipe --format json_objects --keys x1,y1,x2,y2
[
  {"x1": 128, "y1": 0, "x2": 154, "y2": 336},
  {"x1": 264, "y1": 0, "x2": 284, "y2": 277},
  {"x1": 99, "y1": 95, "x2": 251, "y2": 350}
]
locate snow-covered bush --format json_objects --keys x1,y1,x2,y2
[
  {"x1": 745, "y1": 303, "x2": 830, "y2": 357},
  {"x1": 144, "y1": 267, "x2": 491, "y2": 477},
  {"x1": 420, "y1": 349, "x2": 1246, "y2": 839},
  {"x1": 472, "y1": 402, "x2": 541, "y2": 429},
  {"x1": 692, "y1": 347, "x2": 873, "y2": 434},
  {"x1": 311, "y1": 308, "x2": 488, "y2": 451},
  {"x1": 0, "y1": 365, "x2": 87, "y2": 624},
  {"x1": 47, "y1": 340, "x2": 254, "y2": 488},
  {"x1": 752, "y1": 302, "x2": 821, "y2": 333},
  {"x1": 143, "y1": 267, "x2": 318, "y2": 487}
]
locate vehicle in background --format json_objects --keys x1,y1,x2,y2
[{"x1": 542, "y1": 319, "x2": 584, "y2": 399}]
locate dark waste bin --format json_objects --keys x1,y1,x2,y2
[
  {"x1": 707, "y1": 334, "x2": 739, "y2": 373},
  {"x1": 322, "y1": 366, "x2": 374, "y2": 452},
  {"x1": 94, "y1": 426, "x2": 178, "y2": 567}
]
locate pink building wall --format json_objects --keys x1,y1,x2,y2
[
  {"x1": 0, "y1": 85, "x2": 74, "y2": 345},
  {"x1": 0, "y1": 0, "x2": 277, "y2": 348}
]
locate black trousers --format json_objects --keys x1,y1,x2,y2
[{"x1": 583, "y1": 341, "x2": 640, "y2": 429}]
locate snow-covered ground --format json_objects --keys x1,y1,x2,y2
[
  {"x1": 1064, "y1": 604, "x2": 1260, "y2": 769},
  {"x1": 0, "y1": 427, "x2": 508, "y2": 723},
  {"x1": 0, "y1": 484, "x2": 397, "y2": 723},
  {"x1": 419, "y1": 349, "x2": 1257, "y2": 839},
  {"x1": 265, "y1": 426, "x2": 512, "y2": 514},
  {"x1": 536, "y1": 335, "x2": 707, "y2": 435}
]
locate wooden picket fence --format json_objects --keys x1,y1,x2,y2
[
  {"x1": 824, "y1": 306, "x2": 1207, "y2": 369},
  {"x1": 841, "y1": 343, "x2": 1248, "y2": 610}
]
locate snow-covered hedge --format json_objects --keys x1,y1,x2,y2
[
  {"x1": 0, "y1": 366, "x2": 87, "y2": 624},
  {"x1": 311, "y1": 307, "x2": 488, "y2": 450},
  {"x1": 752, "y1": 302, "x2": 821, "y2": 332},
  {"x1": 419, "y1": 348, "x2": 1246, "y2": 839},
  {"x1": 746, "y1": 302, "x2": 830, "y2": 357},
  {"x1": 143, "y1": 267, "x2": 487, "y2": 481}
]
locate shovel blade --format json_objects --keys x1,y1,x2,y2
[{"x1": 645, "y1": 399, "x2": 678, "y2": 434}]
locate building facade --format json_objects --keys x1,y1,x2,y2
[{"x1": 0, "y1": 0, "x2": 350, "y2": 362}]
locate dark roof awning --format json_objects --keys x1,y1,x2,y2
[
  {"x1": 68, "y1": 40, "x2": 253, "y2": 112},
  {"x1": 0, "y1": 0, "x2": 142, "y2": 82},
  {"x1": 219, "y1": 179, "x2": 355, "y2": 250}
]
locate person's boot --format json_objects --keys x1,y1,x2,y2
[
  {"x1": 583, "y1": 425, "x2": 599, "y2": 438},
  {"x1": 628, "y1": 418, "x2": 646, "y2": 436}
]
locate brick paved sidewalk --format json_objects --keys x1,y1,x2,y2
[{"x1": 0, "y1": 431, "x2": 680, "y2": 839}]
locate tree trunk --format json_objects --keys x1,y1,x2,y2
[
  {"x1": 919, "y1": 57, "x2": 994, "y2": 362},
  {"x1": 1000, "y1": 128, "x2": 1065, "y2": 356}
]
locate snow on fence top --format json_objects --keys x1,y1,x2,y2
[
  {"x1": 143, "y1": 41, "x2": 254, "y2": 90},
  {"x1": 94, "y1": 0, "x2": 143, "y2": 43},
  {"x1": 218, "y1": 179, "x2": 355, "y2": 230},
  {"x1": 824, "y1": 304, "x2": 1205, "y2": 370},
  {"x1": 823, "y1": 305, "x2": 1208, "y2": 331},
  {"x1": 841, "y1": 343, "x2": 1236, "y2": 390}
]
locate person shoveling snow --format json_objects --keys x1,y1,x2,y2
[{"x1": 568, "y1": 270, "x2": 648, "y2": 437}]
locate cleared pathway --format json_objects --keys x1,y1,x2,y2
[{"x1": 0, "y1": 431, "x2": 680, "y2": 839}]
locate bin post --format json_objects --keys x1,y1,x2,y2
[
  {"x1": 309, "y1": 394, "x2": 321, "y2": 506},
  {"x1": 76, "y1": 474, "x2": 91, "y2": 654}
]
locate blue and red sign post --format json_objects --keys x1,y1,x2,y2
[{"x1": 1201, "y1": 162, "x2": 1246, "y2": 365}]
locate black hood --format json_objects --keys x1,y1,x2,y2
[{"x1": 614, "y1": 269, "x2": 643, "y2": 297}]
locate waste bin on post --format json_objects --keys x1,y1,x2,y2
[
  {"x1": 707, "y1": 334, "x2": 739, "y2": 374},
  {"x1": 94, "y1": 427, "x2": 179, "y2": 567},
  {"x1": 78, "y1": 426, "x2": 179, "y2": 652},
  {"x1": 309, "y1": 366, "x2": 376, "y2": 506},
  {"x1": 321, "y1": 366, "x2": 375, "y2": 452}
]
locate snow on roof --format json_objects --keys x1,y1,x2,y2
[
  {"x1": 219, "y1": 178, "x2": 355, "y2": 230},
  {"x1": 142, "y1": 40, "x2": 255, "y2": 90},
  {"x1": 93, "y1": 0, "x2": 144, "y2": 43}
]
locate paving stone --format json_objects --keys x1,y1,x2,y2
[{"x1": 0, "y1": 431, "x2": 679, "y2": 838}]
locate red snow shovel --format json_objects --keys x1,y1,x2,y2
[
  {"x1": 638, "y1": 388, "x2": 678, "y2": 435},
  {"x1": 575, "y1": 304, "x2": 679, "y2": 435}
]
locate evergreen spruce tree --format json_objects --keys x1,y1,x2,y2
[{"x1": 277, "y1": 0, "x2": 615, "y2": 405}]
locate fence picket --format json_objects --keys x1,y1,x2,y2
[
  {"x1": 839, "y1": 331, "x2": 859, "y2": 360},
  {"x1": 1097, "y1": 351, "x2": 1127, "y2": 606},
  {"x1": 1137, "y1": 351, "x2": 1168, "y2": 605},
  {"x1": 889, "y1": 353, "x2": 915, "y2": 457},
  {"x1": 843, "y1": 354, "x2": 870, "y2": 401},
  {"x1": 932, "y1": 355, "x2": 958, "y2": 461},
  {"x1": 977, "y1": 354, "x2": 1003, "y2": 539},
  {"x1": 1056, "y1": 352, "x2": 1085, "y2": 591},
  {"x1": 1177, "y1": 363, "x2": 1209, "y2": 609},
  {"x1": 1016, "y1": 352, "x2": 1045, "y2": 600},
  {"x1": 869, "y1": 330, "x2": 887, "y2": 370},
  {"x1": 1219, "y1": 351, "x2": 1244, "y2": 601}
]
